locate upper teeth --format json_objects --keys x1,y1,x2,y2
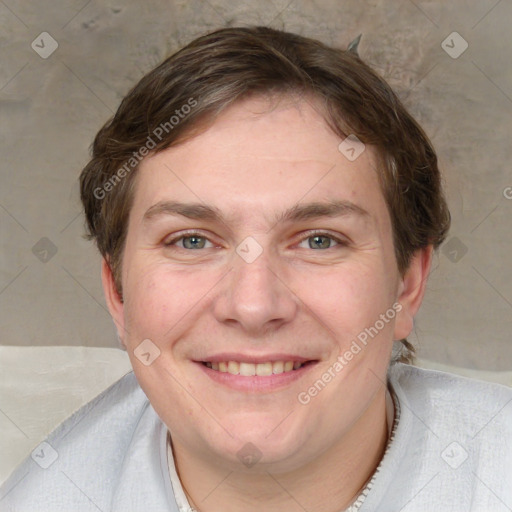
[{"x1": 205, "y1": 361, "x2": 303, "y2": 376}]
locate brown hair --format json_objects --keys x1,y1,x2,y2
[{"x1": 79, "y1": 26, "x2": 451, "y2": 363}]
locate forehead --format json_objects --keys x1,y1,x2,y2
[{"x1": 131, "y1": 95, "x2": 388, "y2": 229}]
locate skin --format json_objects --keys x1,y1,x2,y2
[{"x1": 102, "y1": 94, "x2": 432, "y2": 512}]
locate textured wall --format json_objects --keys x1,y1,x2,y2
[{"x1": 0, "y1": 0, "x2": 511, "y2": 370}]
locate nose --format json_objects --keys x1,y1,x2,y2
[{"x1": 212, "y1": 245, "x2": 298, "y2": 337}]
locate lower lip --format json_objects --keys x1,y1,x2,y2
[{"x1": 195, "y1": 361, "x2": 318, "y2": 393}]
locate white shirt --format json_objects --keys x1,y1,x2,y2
[{"x1": 1, "y1": 363, "x2": 511, "y2": 511}]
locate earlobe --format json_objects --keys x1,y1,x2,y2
[
  {"x1": 101, "y1": 258, "x2": 126, "y2": 347},
  {"x1": 393, "y1": 246, "x2": 433, "y2": 340}
]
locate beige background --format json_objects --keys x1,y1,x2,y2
[{"x1": 0, "y1": 0, "x2": 511, "y2": 370}]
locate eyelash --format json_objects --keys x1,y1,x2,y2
[{"x1": 163, "y1": 230, "x2": 348, "y2": 251}]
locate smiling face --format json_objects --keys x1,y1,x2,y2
[{"x1": 103, "y1": 93, "x2": 429, "y2": 474}]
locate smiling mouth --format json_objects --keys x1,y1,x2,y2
[{"x1": 201, "y1": 360, "x2": 316, "y2": 376}]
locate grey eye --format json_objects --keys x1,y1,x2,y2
[
  {"x1": 308, "y1": 235, "x2": 333, "y2": 249},
  {"x1": 181, "y1": 235, "x2": 208, "y2": 249}
]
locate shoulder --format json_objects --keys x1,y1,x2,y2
[
  {"x1": 391, "y1": 362, "x2": 512, "y2": 404},
  {"x1": 389, "y1": 362, "x2": 512, "y2": 442},
  {"x1": 371, "y1": 363, "x2": 512, "y2": 509},
  {"x1": 0, "y1": 371, "x2": 153, "y2": 511}
]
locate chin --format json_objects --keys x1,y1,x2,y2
[{"x1": 203, "y1": 416, "x2": 315, "y2": 473}]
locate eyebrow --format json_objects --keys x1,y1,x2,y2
[{"x1": 142, "y1": 199, "x2": 370, "y2": 226}]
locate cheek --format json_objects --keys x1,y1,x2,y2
[
  {"x1": 122, "y1": 260, "x2": 220, "y2": 344},
  {"x1": 302, "y1": 261, "x2": 394, "y2": 341},
  {"x1": 123, "y1": 269, "x2": 165, "y2": 335}
]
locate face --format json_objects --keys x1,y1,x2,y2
[{"x1": 103, "y1": 94, "x2": 428, "y2": 473}]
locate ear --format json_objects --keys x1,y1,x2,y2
[
  {"x1": 101, "y1": 258, "x2": 126, "y2": 348},
  {"x1": 393, "y1": 245, "x2": 433, "y2": 340}
]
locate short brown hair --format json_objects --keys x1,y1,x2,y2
[{"x1": 79, "y1": 26, "x2": 451, "y2": 362}]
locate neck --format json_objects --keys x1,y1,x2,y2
[{"x1": 171, "y1": 386, "x2": 390, "y2": 512}]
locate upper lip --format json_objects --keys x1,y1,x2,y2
[{"x1": 195, "y1": 353, "x2": 317, "y2": 364}]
